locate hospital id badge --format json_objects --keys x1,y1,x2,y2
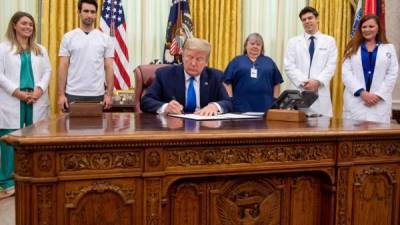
[{"x1": 250, "y1": 67, "x2": 258, "y2": 79}]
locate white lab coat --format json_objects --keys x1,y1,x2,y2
[
  {"x1": 342, "y1": 44, "x2": 399, "y2": 123},
  {"x1": 284, "y1": 32, "x2": 338, "y2": 117},
  {"x1": 0, "y1": 41, "x2": 52, "y2": 129}
]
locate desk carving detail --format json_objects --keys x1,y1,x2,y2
[
  {"x1": 65, "y1": 180, "x2": 136, "y2": 207},
  {"x1": 352, "y1": 142, "x2": 400, "y2": 158},
  {"x1": 339, "y1": 142, "x2": 351, "y2": 160},
  {"x1": 61, "y1": 151, "x2": 140, "y2": 171},
  {"x1": 14, "y1": 151, "x2": 32, "y2": 176},
  {"x1": 38, "y1": 153, "x2": 52, "y2": 172},
  {"x1": 337, "y1": 168, "x2": 349, "y2": 225},
  {"x1": 352, "y1": 166, "x2": 397, "y2": 225},
  {"x1": 167, "y1": 175, "x2": 329, "y2": 225},
  {"x1": 217, "y1": 180, "x2": 280, "y2": 225},
  {"x1": 146, "y1": 179, "x2": 161, "y2": 225},
  {"x1": 68, "y1": 192, "x2": 132, "y2": 225},
  {"x1": 148, "y1": 151, "x2": 161, "y2": 167},
  {"x1": 354, "y1": 166, "x2": 397, "y2": 185},
  {"x1": 167, "y1": 144, "x2": 334, "y2": 167},
  {"x1": 37, "y1": 185, "x2": 53, "y2": 225}
]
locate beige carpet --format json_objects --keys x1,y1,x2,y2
[{"x1": 0, "y1": 196, "x2": 15, "y2": 225}]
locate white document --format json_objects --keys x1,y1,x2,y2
[
  {"x1": 242, "y1": 112, "x2": 265, "y2": 116},
  {"x1": 169, "y1": 113, "x2": 263, "y2": 121}
]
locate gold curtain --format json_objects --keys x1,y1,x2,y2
[
  {"x1": 40, "y1": 0, "x2": 103, "y2": 115},
  {"x1": 309, "y1": 0, "x2": 354, "y2": 119},
  {"x1": 190, "y1": 0, "x2": 242, "y2": 71}
]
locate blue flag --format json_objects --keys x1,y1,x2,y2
[{"x1": 163, "y1": 0, "x2": 193, "y2": 64}]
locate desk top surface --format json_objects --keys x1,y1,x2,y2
[{"x1": 4, "y1": 113, "x2": 400, "y2": 145}]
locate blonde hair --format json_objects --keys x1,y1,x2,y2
[
  {"x1": 5, "y1": 11, "x2": 41, "y2": 55},
  {"x1": 183, "y1": 38, "x2": 211, "y2": 58}
]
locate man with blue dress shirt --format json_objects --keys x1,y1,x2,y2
[
  {"x1": 284, "y1": 6, "x2": 337, "y2": 117},
  {"x1": 141, "y1": 38, "x2": 232, "y2": 116}
]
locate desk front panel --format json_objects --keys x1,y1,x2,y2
[{"x1": 4, "y1": 113, "x2": 400, "y2": 225}]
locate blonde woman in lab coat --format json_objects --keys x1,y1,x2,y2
[
  {"x1": 0, "y1": 11, "x2": 51, "y2": 198},
  {"x1": 342, "y1": 15, "x2": 398, "y2": 123}
]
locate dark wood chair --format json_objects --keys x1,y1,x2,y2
[{"x1": 133, "y1": 64, "x2": 171, "y2": 113}]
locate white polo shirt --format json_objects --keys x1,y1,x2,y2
[{"x1": 59, "y1": 28, "x2": 114, "y2": 96}]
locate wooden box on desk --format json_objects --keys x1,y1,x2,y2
[
  {"x1": 69, "y1": 102, "x2": 103, "y2": 117},
  {"x1": 68, "y1": 117, "x2": 103, "y2": 129},
  {"x1": 266, "y1": 109, "x2": 307, "y2": 122}
]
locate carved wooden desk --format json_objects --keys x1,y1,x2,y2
[{"x1": 4, "y1": 113, "x2": 400, "y2": 225}]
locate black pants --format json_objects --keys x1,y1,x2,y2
[{"x1": 65, "y1": 93, "x2": 104, "y2": 103}]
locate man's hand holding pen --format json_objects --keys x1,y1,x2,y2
[
  {"x1": 165, "y1": 97, "x2": 220, "y2": 116},
  {"x1": 165, "y1": 100, "x2": 184, "y2": 114}
]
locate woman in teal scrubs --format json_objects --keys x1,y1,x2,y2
[{"x1": 0, "y1": 11, "x2": 52, "y2": 199}]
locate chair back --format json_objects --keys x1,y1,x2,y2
[{"x1": 134, "y1": 64, "x2": 171, "y2": 112}]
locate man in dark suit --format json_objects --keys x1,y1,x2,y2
[{"x1": 141, "y1": 38, "x2": 232, "y2": 116}]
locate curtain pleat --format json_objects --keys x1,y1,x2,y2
[
  {"x1": 190, "y1": 0, "x2": 242, "y2": 70},
  {"x1": 309, "y1": 0, "x2": 353, "y2": 119}
]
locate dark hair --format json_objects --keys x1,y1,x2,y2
[
  {"x1": 78, "y1": 0, "x2": 98, "y2": 12},
  {"x1": 243, "y1": 33, "x2": 265, "y2": 55},
  {"x1": 299, "y1": 6, "x2": 319, "y2": 19},
  {"x1": 343, "y1": 14, "x2": 388, "y2": 59}
]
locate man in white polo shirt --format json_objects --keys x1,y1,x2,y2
[{"x1": 58, "y1": 0, "x2": 114, "y2": 111}]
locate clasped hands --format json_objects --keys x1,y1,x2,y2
[
  {"x1": 12, "y1": 87, "x2": 43, "y2": 104},
  {"x1": 165, "y1": 100, "x2": 219, "y2": 116},
  {"x1": 360, "y1": 91, "x2": 381, "y2": 107},
  {"x1": 302, "y1": 79, "x2": 320, "y2": 91}
]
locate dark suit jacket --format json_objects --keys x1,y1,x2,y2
[{"x1": 140, "y1": 65, "x2": 232, "y2": 113}]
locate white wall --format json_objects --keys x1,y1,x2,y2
[
  {"x1": 386, "y1": 0, "x2": 400, "y2": 109},
  {"x1": 0, "y1": 1, "x2": 36, "y2": 40}
]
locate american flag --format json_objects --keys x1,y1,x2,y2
[
  {"x1": 100, "y1": 0, "x2": 131, "y2": 90},
  {"x1": 352, "y1": 0, "x2": 385, "y2": 36}
]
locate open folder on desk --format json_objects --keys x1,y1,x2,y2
[{"x1": 169, "y1": 113, "x2": 263, "y2": 121}]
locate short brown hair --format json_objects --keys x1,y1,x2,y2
[
  {"x1": 299, "y1": 6, "x2": 319, "y2": 19},
  {"x1": 78, "y1": 0, "x2": 98, "y2": 12}
]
